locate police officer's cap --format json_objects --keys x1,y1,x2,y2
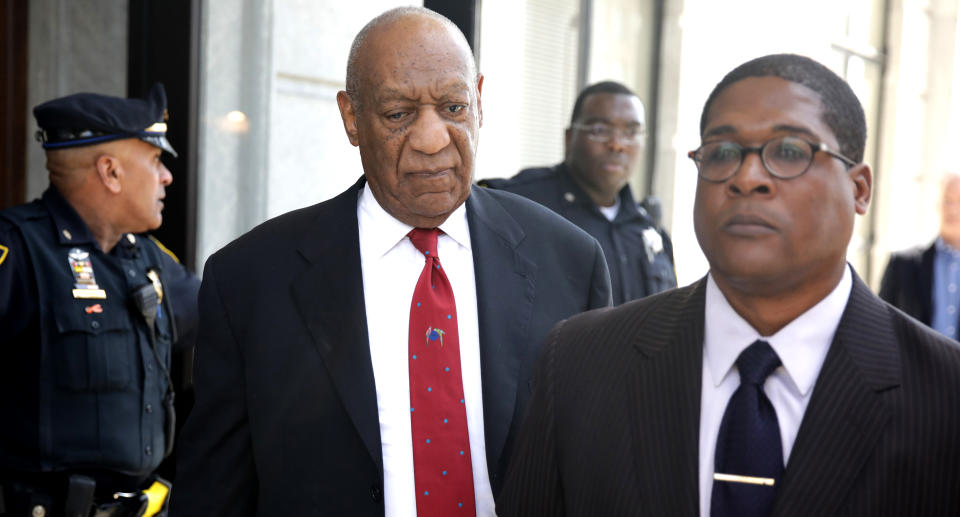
[{"x1": 33, "y1": 83, "x2": 178, "y2": 157}]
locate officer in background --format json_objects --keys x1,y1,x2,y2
[
  {"x1": 0, "y1": 84, "x2": 199, "y2": 517},
  {"x1": 481, "y1": 81, "x2": 676, "y2": 304}
]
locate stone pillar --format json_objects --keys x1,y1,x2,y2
[{"x1": 25, "y1": 0, "x2": 127, "y2": 199}]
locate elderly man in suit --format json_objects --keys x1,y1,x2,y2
[
  {"x1": 880, "y1": 173, "x2": 960, "y2": 339},
  {"x1": 169, "y1": 6, "x2": 611, "y2": 517},
  {"x1": 498, "y1": 53, "x2": 960, "y2": 517}
]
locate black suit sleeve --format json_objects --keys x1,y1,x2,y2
[
  {"x1": 589, "y1": 239, "x2": 614, "y2": 309},
  {"x1": 878, "y1": 256, "x2": 899, "y2": 305},
  {"x1": 170, "y1": 263, "x2": 258, "y2": 516},
  {"x1": 497, "y1": 322, "x2": 568, "y2": 517}
]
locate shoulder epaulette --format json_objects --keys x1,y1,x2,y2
[
  {"x1": 147, "y1": 235, "x2": 181, "y2": 264},
  {"x1": 0, "y1": 199, "x2": 46, "y2": 224},
  {"x1": 509, "y1": 167, "x2": 556, "y2": 185},
  {"x1": 480, "y1": 166, "x2": 556, "y2": 190}
]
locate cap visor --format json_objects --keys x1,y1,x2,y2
[{"x1": 141, "y1": 135, "x2": 178, "y2": 158}]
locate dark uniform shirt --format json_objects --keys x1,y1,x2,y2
[
  {"x1": 482, "y1": 164, "x2": 676, "y2": 304},
  {"x1": 0, "y1": 186, "x2": 199, "y2": 490}
]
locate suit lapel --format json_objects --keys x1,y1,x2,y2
[
  {"x1": 772, "y1": 274, "x2": 900, "y2": 516},
  {"x1": 290, "y1": 178, "x2": 383, "y2": 474},
  {"x1": 465, "y1": 186, "x2": 537, "y2": 485},
  {"x1": 630, "y1": 280, "x2": 704, "y2": 516}
]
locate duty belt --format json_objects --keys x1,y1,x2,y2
[{"x1": 0, "y1": 474, "x2": 170, "y2": 517}]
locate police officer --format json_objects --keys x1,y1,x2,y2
[
  {"x1": 0, "y1": 84, "x2": 199, "y2": 517},
  {"x1": 482, "y1": 81, "x2": 676, "y2": 304}
]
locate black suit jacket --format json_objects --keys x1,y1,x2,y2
[
  {"x1": 169, "y1": 178, "x2": 612, "y2": 516},
  {"x1": 498, "y1": 273, "x2": 960, "y2": 516},
  {"x1": 879, "y1": 242, "x2": 936, "y2": 326}
]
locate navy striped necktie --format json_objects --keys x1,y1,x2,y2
[{"x1": 711, "y1": 339, "x2": 783, "y2": 517}]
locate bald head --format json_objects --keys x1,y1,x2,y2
[
  {"x1": 41, "y1": 137, "x2": 173, "y2": 252},
  {"x1": 344, "y1": 7, "x2": 477, "y2": 111},
  {"x1": 335, "y1": 6, "x2": 484, "y2": 228},
  {"x1": 46, "y1": 143, "x2": 115, "y2": 191}
]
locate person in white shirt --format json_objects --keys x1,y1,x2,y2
[
  {"x1": 169, "y1": 6, "x2": 611, "y2": 517},
  {"x1": 498, "y1": 53, "x2": 960, "y2": 517}
]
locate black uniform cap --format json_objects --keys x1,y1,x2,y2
[{"x1": 33, "y1": 83, "x2": 178, "y2": 157}]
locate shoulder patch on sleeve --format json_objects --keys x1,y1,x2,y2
[
  {"x1": 0, "y1": 244, "x2": 8, "y2": 267},
  {"x1": 147, "y1": 235, "x2": 181, "y2": 264}
]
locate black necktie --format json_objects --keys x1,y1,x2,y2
[{"x1": 711, "y1": 339, "x2": 784, "y2": 517}]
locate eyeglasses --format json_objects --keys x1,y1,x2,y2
[
  {"x1": 688, "y1": 136, "x2": 857, "y2": 182},
  {"x1": 571, "y1": 123, "x2": 646, "y2": 145}
]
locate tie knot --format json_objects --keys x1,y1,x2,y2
[
  {"x1": 736, "y1": 340, "x2": 781, "y2": 385},
  {"x1": 408, "y1": 227, "x2": 440, "y2": 258}
]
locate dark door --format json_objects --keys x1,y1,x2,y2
[
  {"x1": 128, "y1": 0, "x2": 201, "y2": 270},
  {"x1": 0, "y1": 0, "x2": 28, "y2": 209}
]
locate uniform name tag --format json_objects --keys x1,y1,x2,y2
[{"x1": 73, "y1": 288, "x2": 107, "y2": 299}]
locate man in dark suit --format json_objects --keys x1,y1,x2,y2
[
  {"x1": 169, "y1": 6, "x2": 610, "y2": 517},
  {"x1": 879, "y1": 174, "x2": 960, "y2": 339},
  {"x1": 498, "y1": 54, "x2": 960, "y2": 517}
]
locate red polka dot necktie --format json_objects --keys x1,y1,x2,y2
[{"x1": 407, "y1": 228, "x2": 476, "y2": 516}]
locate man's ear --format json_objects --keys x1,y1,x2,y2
[
  {"x1": 95, "y1": 154, "x2": 123, "y2": 194},
  {"x1": 336, "y1": 91, "x2": 361, "y2": 147},
  {"x1": 850, "y1": 163, "x2": 872, "y2": 215},
  {"x1": 475, "y1": 74, "x2": 484, "y2": 128}
]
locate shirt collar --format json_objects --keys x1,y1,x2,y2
[
  {"x1": 598, "y1": 197, "x2": 621, "y2": 221},
  {"x1": 935, "y1": 237, "x2": 960, "y2": 256},
  {"x1": 357, "y1": 183, "x2": 471, "y2": 261},
  {"x1": 703, "y1": 265, "x2": 853, "y2": 396},
  {"x1": 42, "y1": 185, "x2": 98, "y2": 247}
]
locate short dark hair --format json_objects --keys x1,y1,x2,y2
[
  {"x1": 570, "y1": 81, "x2": 638, "y2": 125},
  {"x1": 699, "y1": 54, "x2": 867, "y2": 163}
]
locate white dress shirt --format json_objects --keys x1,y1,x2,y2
[
  {"x1": 357, "y1": 185, "x2": 495, "y2": 517},
  {"x1": 698, "y1": 265, "x2": 853, "y2": 517}
]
